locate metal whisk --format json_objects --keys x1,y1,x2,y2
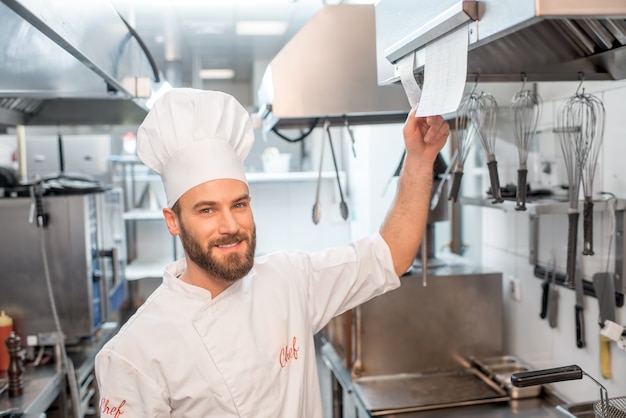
[
  {"x1": 558, "y1": 75, "x2": 606, "y2": 286},
  {"x1": 578, "y1": 89, "x2": 605, "y2": 255},
  {"x1": 511, "y1": 74, "x2": 542, "y2": 211},
  {"x1": 558, "y1": 102, "x2": 585, "y2": 288},
  {"x1": 448, "y1": 90, "x2": 481, "y2": 202},
  {"x1": 476, "y1": 91, "x2": 503, "y2": 203}
]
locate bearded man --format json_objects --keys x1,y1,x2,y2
[{"x1": 95, "y1": 88, "x2": 448, "y2": 417}]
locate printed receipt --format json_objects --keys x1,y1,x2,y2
[
  {"x1": 398, "y1": 52, "x2": 421, "y2": 109},
  {"x1": 415, "y1": 25, "x2": 469, "y2": 117}
]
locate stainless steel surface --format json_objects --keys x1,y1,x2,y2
[
  {"x1": 352, "y1": 369, "x2": 509, "y2": 416},
  {"x1": 0, "y1": 322, "x2": 118, "y2": 416},
  {"x1": 0, "y1": 0, "x2": 162, "y2": 125},
  {"x1": 24, "y1": 134, "x2": 112, "y2": 184},
  {"x1": 324, "y1": 256, "x2": 504, "y2": 415},
  {"x1": 472, "y1": 355, "x2": 542, "y2": 399},
  {"x1": 383, "y1": 1, "x2": 479, "y2": 65},
  {"x1": 321, "y1": 341, "x2": 568, "y2": 418},
  {"x1": 0, "y1": 363, "x2": 63, "y2": 416},
  {"x1": 0, "y1": 189, "x2": 126, "y2": 344},
  {"x1": 557, "y1": 401, "x2": 597, "y2": 418},
  {"x1": 257, "y1": 4, "x2": 409, "y2": 132},
  {"x1": 354, "y1": 261, "x2": 503, "y2": 377},
  {"x1": 375, "y1": 0, "x2": 626, "y2": 85}
]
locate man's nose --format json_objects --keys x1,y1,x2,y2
[{"x1": 218, "y1": 210, "x2": 240, "y2": 234}]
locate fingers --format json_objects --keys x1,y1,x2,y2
[
  {"x1": 403, "y1": 107, "x2": 419, "y2": 135},
  {"x1": 404, "y1": 112, "x2": 450, "y2": 149},
  {"x1": 423, "y1": 116, "x2": 450, "y2": 144}
]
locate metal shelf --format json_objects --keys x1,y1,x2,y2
[
  {"x1": 123, "y1": 209, "x2": 163, "y2": 221},
  {"x1": 459, "y1": 196, "x2": 626, "y2": 215},
  {"x1": 459, "y1": 195, "x2": 625, "y2": 298}
]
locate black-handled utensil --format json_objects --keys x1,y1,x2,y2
[
  {"x1": 515, "y1": 168, "x2": 528, "y2": 211},
  {"x1": 583, "y1": 197, "x2": 595, "y2": 255},
  {"x1": 574, "y1": 260, "x2": 585, "y2": 348},
  {"x1": 566, "y1": 212, "x2": 580, "y2": 288},
  {"x1": 540, "y1": 266, "x2": 550, "y2": 319},
  {"x1": 511, "y1": 365, "x2": 582, "y2": 388}
]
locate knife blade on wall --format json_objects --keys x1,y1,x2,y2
[{"x1": 573, "y1": 260, "x2": 585, "y2": 348}]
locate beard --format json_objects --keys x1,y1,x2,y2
[{"x1": 178, "y1": 222, "x2": 256, "y2": 283}]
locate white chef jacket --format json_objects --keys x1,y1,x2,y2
[{"x1": 95, "y1": 232, "x2": 400, "y2": 418}]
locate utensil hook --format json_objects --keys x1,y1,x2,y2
[
  {"x1": 469, "y1": 73, "x2": 479, "y2": 96},
  {"x1": 518, "y1": 72, "x2": 528, "y2": 92},
  {"x1": 575, "y1": 72, "x2": 585, "y2": 96}
]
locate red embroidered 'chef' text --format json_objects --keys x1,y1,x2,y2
[
  {"x1": 279, "y1": 336, "x2": 299, "y2": 368},
  {"x1": 100, "y1": 398, "x2": 126, "y2": 417}
]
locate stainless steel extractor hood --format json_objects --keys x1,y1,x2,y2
[
  {"x1": 0, "y1": 0, "x2": 165, "y2": 126},
  {"x1": 375, "y1": 0, "x2": 626, "y2": 85},
  {"x1": 257, "y1": 4, "x2": 410, "y2": 132}
]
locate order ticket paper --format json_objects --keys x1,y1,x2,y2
[{"x1": 415, "y1": 25, "x2": 468, "y2": 117}]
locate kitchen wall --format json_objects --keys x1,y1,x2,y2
[
  {"x1": 480, "y1": 79, "x2": 626, "y2": 403},
  {"x1": 344, "y1": 80, "x2": 626, "y2": 405}
]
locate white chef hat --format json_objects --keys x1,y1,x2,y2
[{"x1": 137, "y1": 88, "x2": 254, "y2": 207}]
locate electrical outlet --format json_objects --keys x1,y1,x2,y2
[{"x1": 509, "y1": 278, "x2": 522, "y2": 302}]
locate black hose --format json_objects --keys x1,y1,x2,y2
[{"x1": 271, "y1": 118, "x2": 319, "y2": 143}]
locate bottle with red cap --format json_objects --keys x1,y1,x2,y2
[{"x1": 0, "y1": 310, "x2": 14, "y2": 373}]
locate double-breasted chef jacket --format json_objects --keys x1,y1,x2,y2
[{"x1": 95, "y1": 232, "x2": 400, "y2": 417}]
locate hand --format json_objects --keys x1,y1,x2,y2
[{"x1": 402, "y1": 108, "x2": 449, "y2": 163}]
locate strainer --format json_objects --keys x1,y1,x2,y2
[{"x1": 510, "y1": 365, "x2": 626, "y2": 418}]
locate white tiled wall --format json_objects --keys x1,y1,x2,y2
[
  {"x1": 347, "y1": 80, "x2": 626, "y2": 405},
  {"x1": 479, "y1": 80, "x2": 626, "y2": 403}
]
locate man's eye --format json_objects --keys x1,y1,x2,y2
[{"x1": 200, "y1": 208, "x2": 213, "y2": 214}]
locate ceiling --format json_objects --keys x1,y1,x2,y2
[{"x1": 110, "y1": 0, "x2": 351, "y2": 107}]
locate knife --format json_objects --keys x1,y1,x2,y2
[
  {"x1": 573, "y1": 260, "x2": 585, "y2": 348},
  {"x1": 539, "y1": 263, "x2": 550, "y2": 320},
  {"x1": 593, "y1": 272, "x2": 616, "y2": 379}
]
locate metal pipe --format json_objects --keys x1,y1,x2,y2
[{"x1": 15, "y1": 125, "x2": 27, "y2": 183}]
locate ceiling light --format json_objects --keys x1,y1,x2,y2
[
  {"x1": 236, "y1": 21, "x2": 287, "y2": 36},
  {"x1": 199, "y1": 69, "x2": 235, "y2": 79}
]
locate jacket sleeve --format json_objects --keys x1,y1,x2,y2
[
  {"x1": 95, "y1": 348, "x2": 171, "y2": 417},
  {"x1": 305, "y1": 232, "x2": 400, "y2": 333}
]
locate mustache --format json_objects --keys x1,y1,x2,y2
[{"x1": 210, "y1": 233, "x2": 248, "y2": 247}]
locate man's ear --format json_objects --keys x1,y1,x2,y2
[{"x1": 163, "y1": 208, "x2": 180, "y2": 236}]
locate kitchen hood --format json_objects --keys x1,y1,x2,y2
[
  {"x1": 257, "y1": 4, "x2": 410, "y2": 132},
  {"x1": 376, "y1": 0, "x2": 626, "y2": 86},
  {"x1": 0, "y1": 0, "x2": 164, "y2": 127}
]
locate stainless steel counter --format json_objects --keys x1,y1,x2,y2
[
  {"x1": 321, "y1": 341, "x2": 569, "y2": 418},
  {"x1": 0, "y1": 364, "x2": 63, "y2": 417},
  {"x1": 0, "y1": 322, "x2": 119, "y2": 417}
]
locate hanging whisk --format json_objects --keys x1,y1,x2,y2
[
  {"x1": 511, "y1": 73, "x2": 542, "y2": 211},
  {"x1": 448, "y1": 89, "x2": 482, "y2": 202},
  {"x1": 476, "y1": 91, "x2": 503, "y2": 203},
  {"x1": 557, "y1": 100, "x2": 585, "y2": 287},
  {"x1": 556, "y1": 73, "x2": 605, "y2": 285},
  {"x1": 578, "y1": 85, "x2": 605, "y2": 256}
]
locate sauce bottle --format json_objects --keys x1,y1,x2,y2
[{"x1": 0, "y1": 310, "x2": 14, "y2": 373}]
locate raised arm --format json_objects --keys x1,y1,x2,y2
[{"x1": 380, "y1": 109, "x2": 449, "y2": 276}]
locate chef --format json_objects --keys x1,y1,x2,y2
[{"x1": 95, "y1": 88, "x2": 448, "y2": 417}]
